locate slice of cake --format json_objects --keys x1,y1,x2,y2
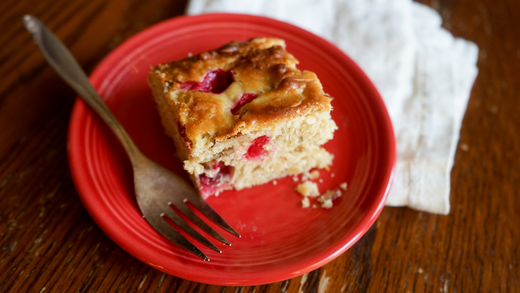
[{"x1": 148, "y1": 37, "x2": 337, "y2": 198}]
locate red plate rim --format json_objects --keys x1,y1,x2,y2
[{"x1": 67, "y1": 13, "x2": 396, "y2": 285}]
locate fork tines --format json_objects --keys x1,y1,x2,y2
[{"x1": 147, "y1": 194, "x2": 240, "y2": 261}]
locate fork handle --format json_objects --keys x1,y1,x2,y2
[{"x1": 23, "y1": 15, "x2": 142, "y2": 161}]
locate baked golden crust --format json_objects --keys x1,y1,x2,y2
[{"x1": 149, "y1": 37, "x2": 333, "y2": 146}]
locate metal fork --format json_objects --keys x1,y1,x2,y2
[{"x1": 23, "y1": 15, "x2": 240, "y2": 261}]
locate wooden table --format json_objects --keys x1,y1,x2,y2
[{"x1": 1, "y1": 0, "x2": 518, "y2": 292}]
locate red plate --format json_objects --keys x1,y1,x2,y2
[{"x1": 68, "y1": 14, "x2": 395, "y2": 286}]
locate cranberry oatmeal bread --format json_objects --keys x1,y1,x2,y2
[{"x1": 148, "y1": 37, "x2": 337, "y2": 198}]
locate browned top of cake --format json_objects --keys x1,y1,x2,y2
[{"x1": 149, "y1": 37, "x2": 333, "y2": 142}]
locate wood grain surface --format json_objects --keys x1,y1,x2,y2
[{"x1": 1, "y1": 0, "x2": 519, "y2": 292}]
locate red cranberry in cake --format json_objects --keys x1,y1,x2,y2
[
  {"x1": 149, "y1": 37, "x2": 337, "y2": 197},
  {"x1": 199, "y1": 162, "x2": 234, "y2": 197},
  {"x1": 179, "y1": 69, "x2": 234, "y2": 94},
  {"x1": 231, "y1": 93, "x2": 258, "y2": 115},
  {"x1": 245, "y1": 135, "x2": 271, "y2": 161}
]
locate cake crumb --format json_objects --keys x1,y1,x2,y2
[
  {"x1": 302, "y1": 170, "x2": 320, "y2": 181},
  {"x1": 293, "y1": 176, "x2": 299, "y2": 182},
  {"x1": 296, "y1": 181, "x2": 320, "y2": 197},
  {"x1": 188, "y1": 52, "x2": 193, "y2": 57},
  {"x1": 319, "y1": 189, "x2": 342, "y2": 201},
  {"x1": 312, "y1": 204, "x2": 317, "y2": 208},
  {"x1": 331, "y1": 173, "x2": 335, "y2": 178},
  {"x1": 317, "y1": 189, "x2": 342, "y2": 209},
  {"x1": 319, "y1": 179, "x2": 323, "y2": 183},
  {"x1": 273, "y1": 180, "x2": 277, "y2": 185},
  {"x1": 325, "y1": 165, "x2": 330, "y2": 171},
  {"x1": 320, "y1": 199, "x2": 333, "y2": 209},
  {"x1": 301, "y1": 197, "x2": 310, "y2": 208},
  {"x1": 339, "y1": 182, "x2": 348, "y2": 190}
]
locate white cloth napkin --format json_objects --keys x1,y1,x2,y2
[{"x1": 187, "y1": 0, "x2": 479, "y2": 214}]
